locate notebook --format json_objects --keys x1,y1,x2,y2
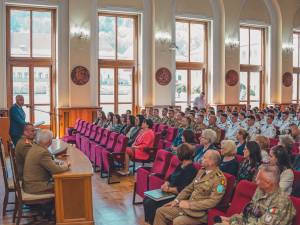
[{"x1": 144, "y1": 189, "x2": 176, "y2": 202}]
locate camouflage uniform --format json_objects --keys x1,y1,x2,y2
[
  {"x1": 15, "y1": 136, "x2": 34, "y2": 179},
  {"x1": 161, "y1": 116, "x2": 169, "y2": 125},
  {"x1": 154, "y1": 168, "x2": 226, "y2": 225},
  {"x1": 216, "y1": 188, "x2": 296, "y2": 225},
  {"x1": 151, "y1": 115, "x2": 161, "y2": 123},
  {"x1": 193, "y1": 122, "x2": 207, "y2": 134},
  {"x1": 167, "y1": 118, "x2": 176, "y2": 127}
]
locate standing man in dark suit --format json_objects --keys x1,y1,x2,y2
[{"x1": 9, "y1": 95, "x2": 26, "y2": 145}]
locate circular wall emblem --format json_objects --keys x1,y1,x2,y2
[
  {"x1": 71, "y1": 66, "x2": 90, "y2": 86},
  {"x1": 155, "y1": 67, "x2": 172, "y2": 86},
  {"x1": 225, "y1": 69, "x2": 239, "y2": 86},
  {"x1": 282, "y1": 72, "x2": 292, "y2": 87}
]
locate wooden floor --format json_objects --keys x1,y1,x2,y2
[{"x1": 0, "y1": 169, "x2": 146, "y2": 225}]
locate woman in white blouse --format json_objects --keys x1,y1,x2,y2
[{"x1": 269, "y1": 145, "x2": 294, "y2": 195}]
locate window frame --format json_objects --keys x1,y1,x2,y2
[
  {"x1": 239, "y1": 25, "x2": 265, "y2": 108},
  {"x1": 175, "y1": 18, "x2": 208, "y2": 108},
  {"x1": 98, "y1": 12, "x2": 138, "y2": 114},
  {"x1": 293, "y1": 32, "x2": 300, "y2": 103},
  {"x1": 6, "y1": 6, "x2": 56, "y2": 129}
]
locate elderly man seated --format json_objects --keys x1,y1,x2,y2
[
  {"x1": 23, "y1": 129, "x2": 70, "y2": 194},
  {"x1": 216, "y1": 164, "x2": 296, "y2": 225},
  {"x1": 153, "y1": 150, "x2": 226, "y2": 225}
]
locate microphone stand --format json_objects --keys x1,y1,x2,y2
[{"x1": 26, "y1": 106, "x2": 62, "y2": 117}]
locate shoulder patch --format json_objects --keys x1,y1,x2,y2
[{"x1": 216, "y1": 184, "x2": 224, "y2": 193}]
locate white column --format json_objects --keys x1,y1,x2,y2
[
  {"x1": 0, "y1": 1, "x2": 6, "y2": 108},
  {"x1": 152, "y1": 0, "x2": 176, "y2": 106},
  {"x1": 210, "y1": 0, "x2": 225, "y2": 104}
]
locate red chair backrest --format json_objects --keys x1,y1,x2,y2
[
  {"x1": 157, "y1": 124, "x2": 168, "y2": 133},
  {"x1": 76, "y1": 120, "x2": 84, "y2": 132},
  {"x1": 151, "y1": 150, "x2": 173, "y2": 175},
  {"x1": 94, "y1": 127, "x2": 104, "y2": 143},
  {"x1": 99, "y1": 129, "x2": 110, "y2": 146},
  {"x1": 105, "y1": 132, "x2": 119, "y2": 150},
  {"x1": 290, "y1": 196, "x2": 300, "y2": 225},
  {"x1": 74, "y1": 119, "x2": 81, "y2": 130},
  {"x1": 293, "y1": 170, "x2": 300, "y2": 189},
  {"x1": 113, "y1": 135, "x2": 129, "y2": 153},
  {"x1": 226, "y1": 180, "x2": 257, "y2": 216},
  {"x1": 220, "y1": 129, "x2": 226, "y2": 142},
  {"x1": 193, "y1": 162, "x2": 202, "y2": 171},
  {"x1": 235, "y1": 154, "x2": 245, "y2": 164},
  {"x1": 292, "y1": 144, "x2": 299, "y2": 155},
  {"x1": 153, "y1": 123, "x2": 159, "y2": 132},
  {"x1": 80, "y1": 121, "x2": 88, "y2": 134},
  {"x1": 166, "y1": 127, "x2": 178, "y2": 142},
  {"x1": 153, "y1": 133, "x2": 161, "y2": 148},
  {"x1": 164, "y1": 155, "x2": 181, "y2": 180},
  {"x1": 84, "y1": 123, "x2": 93, "y2": 137},
  {"x1": 217, "y1": 172, "x2": 236, "y2": 209},
  {"x1": 89, "y1": 125, "x2": 99, "y2": 140},
  {"x1": 269, "y1": 138, "x2": 279, "y2": 148}
]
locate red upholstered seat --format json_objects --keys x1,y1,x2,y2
[
  {"x1": 76, "y1": 121, "x2": 88, "y2": 148},
  {"x1": 157, "y1": 124, "x2": 168, "y2": 133},
  {"x1": 269, "y1": 138, "x2": 279, "y2": 148},
  {"x1": 94, "y1": 130, "x2": 112, "y2": 167},
  {"x1": 148, "y1": 155, "x2": 181, "y2": 190},
  {"x1": 132, "y1": 150, "x2": 173, "y2": 204},
  {"x1": 290, "y1": 196, "x2": 300, "y2": 225},
  {"x1": 80, "y1": 123, "x2": 93, "y2": 155},
  {"x1": 216, "y1": 173, "x2": 236, "y2": 211},
  {"x1": 65, "y1": 118, "x2": 81, "y2": 136},
  {"x1": 89, "y1": 128, "x2": 105, "y2": 163},
  {"x1": 152, "y1": 123, "x2": 159, "y2": 132},
  {"x1": 235, "y1": 154, "x2": 245, "y2": 164},
  {"x1": 101, "y1": 134, "x2": 129, "y2": 183},
  {"x1": 166, "y1": 127, "x2": 178, "y2": 142},
  {"x1": 95, "y1": 132, "x2": 119, "y2": 168},
  {"x1": 62, "y1": 119, "x2": 82, "y2": 143},
  {"x1": 207, "y1": 180, "x2": 257, "y2": 225},
  {"x1": 293, "y1": 170, "x2": 300, "y2": 190}
]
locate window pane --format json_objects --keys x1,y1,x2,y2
[
  {"x1": 190, "y1": 70, "x2": 203, "y2": 103},
  {"x1": 102, "y1": 104, "x2": 115, "y2": 114},
  {"x1": 249, "y1": 72, "x2": 260, "y2": 101},
  {"x1": 175, "y1": 102, "x2": 188, "y2": 111},
  {"x1": 34, "y1": 105, "x2": 50, "y2": 125},
  {"x1": 118, "y1": 104, "x2": 132, "y2": 114},
  {"x1": 34, "y1": 67, "x2": 50, "y2": 104},
  {"x1": 239, "y1": 72, "x2": 247, "y2": 102},
  {"x1": 99, "y1": 16, "x2": 116, "y2": 59},
  {"x1": 23, "y1": 107, "x2": 30, "y2": 122},
  {"x1": 240, "y1": 28, "x2": 249, "y2": 64},
  {"x1": 32, "y1": 11, "x2": 52, "y2": 57},
  {"x1": 117, "y1": 17, "x2": 134, "y2": 60},
  {"x1": 176, "y1": 22, "x2": 189, "y2": 62},
  {"x1": 175, "y1": 70, "x2": 188, "y2": 102},
  {"x1": 118, "y1": 68, "x2": 132, "y2": 103},
  {"x1": 293, "y1": 34, "x2": 299, "y2": 68},
  {"x1": 250, "y1": 29, "x2": 262, "y2": 65},
  {"x1": 190, "y1": 23, "x2": 204, "y2": 62},
  {"x1": 100, "y1": 68, "x2": 114, "y2": 103},
  {"x1": 10, "y1": 10, "x2": 30, "y2": 57},
  {"x1": 13, "y1": 67, "x2": 30, "y2": 104},
  {"x1": 293, "y1": 73, "x2": 298, "y2": 101}
]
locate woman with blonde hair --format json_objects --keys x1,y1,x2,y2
[
  {"x1": 220, "y1": 140, "x2": 239, "y2": 177},
  {"x1": 255, "y1": 135, "x2": 270, "y2": 163},
  {"x1": 194, "y1": 129, "x2": 217, "y2": 162}
]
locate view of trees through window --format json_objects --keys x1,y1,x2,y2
[{"x1": 293, "y1": 32, "x2": 300, "y2": 103}]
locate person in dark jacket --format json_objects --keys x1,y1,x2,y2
[
  {"x1": 9, "y1": 95, "x2": 27, "y2": 145},
  {"x1": 194, "y1": 129, "x2": 217, "y2": 162},
  {"x1": 220, "y1": 140, "x2": 239, "y2": 177},
  {"x1": 143, "y1": 143, "x2": 197, "y2": 225}
]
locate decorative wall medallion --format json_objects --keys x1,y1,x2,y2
[
  {"x1": 155, "y1": 67, "x2": 172, "y2": 86},
  {"x1": 282, "y1": 72, "x2": 292, "y2": 87},
  {"x1": 225, "y1": 69, "x2": 239, "y2": 86},
  {"x1": 71, "y1": 66, "x2": 90, "y2": 85}
]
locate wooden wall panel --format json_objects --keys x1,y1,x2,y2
[{"x1": 0, "y1": 117, "x2": 10, "y2": 156}]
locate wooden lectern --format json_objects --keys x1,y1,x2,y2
[{"x1": 0, "y1": 117, "x2": 10, "y2": 156}]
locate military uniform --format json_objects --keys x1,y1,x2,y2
[
  {"x1": 151, "y1": 115, "x2": 161, "y2": 123},
  {"x1": 23, "y1": 143, "x2": 69, "y2": 194},
  {"x1": 167, "y1": 118, "x2": 176, "y2": 127},
  {"x1": 15, "y1": 136, "x2": 33, "y2": 179},
  {"x1": 247, "y1": 125, "x2": 259, "y2": 141},
  {"x1": 193, "y1": 122, "x2": 207, "y2": 134},
  {"x1": 225, "y1": 122, "x2": 240, "y2": 141},
  {"x1": 154, "y1": 168, "x2": 226, "y2": 225},
  {"x1": 260, "y1": 124, "x2": 277, "y2": 138},
  {"x1": 207, "y1": 125, "x2": 222, "y2": 143},
  {"x1": 216, "y1": 188, "x2": 296, "y2": 225},
  {"x1": 161, "y1": 116, "x2": 169, "y2": 125}
]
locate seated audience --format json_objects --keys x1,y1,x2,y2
[
  {"x1": 121, "y1": 119, "x2": 154, "y2": 175},
  {"x1": 151, "y1": 108, "x2": 161, "y2": 123},
  {"x1": 110, "y1": 114, "x2": 123, "y2": 133},
  {"x1": 171, "y1": 117, "x2": 192, "y2": 148},
  {"x1": 220, "y1": 140, "x2": 239, "y2": 177},
  {"x1": 122, "y1": 115, "x2": 135, "y2": 136},
  {"x1": 143, "y1": 143, "x2": 197, "y2": 225},
  {"x1": 93, "y1": 109, "x2": 106, "y2": 127},
  {"x1": 171, "y1": 130, "x2": 196, "y2": 154},
  {"x1": 103, "y1": 112, "x2": 114, "y2": 129},
  {"x1": 207, "y1": 115, "x2": 222, "y2": 143},
  {"x1": 127, "y1": 115, "x2": 145, "y2": 147},
  {"x1": 153, "y1": 150, "x2": 226, "y2": 225},
  {"x1": 15, "y1": 123, "x2": 36, "y2": 178},
  {"x1": 236, "y1": 129, "x2": 248, "y2": 155},
  {"x1": 279, "y1": 134, "x2": 294, "y2": 155},
  {"x1": 161, "y1": 108, "x2": 169, "y2": 124},
  {"x1": 23, "y1": 129, "x2": 70, "y2": 194},
  {"x1": 193, "y1": 114, "x2": 207, "y2": 134},
  {"x1": 237, "y1": 141, "x2": 262, "y2": 182},
  {"x1": 194, "y1": 129, "x2": 217, "y2": 162},
  {"x1": 255, "y1": 135, "x2": 270, "y2": 163},
  {"x1": 279, "y1": 111, "x2": 291, "y2": 134},
  {"x1": 217, "y1": 113, "x2": 228, "y2": 130},
  {"x1": 260, "y1": 114, "x2": 276, "y2": 138},
  {"x1": 225, "y1": 112, "x2": 239, "y2": 141},
  {"x1": 246, "y1": 115, "x2": 258, "y2": 140},
  {"x1": 119, "y1": 114, "x2": 128, "y2": 134},
  {"x1": 217, "y1": 165, "x2": 296, "y2": 225},
  {"x1": 166, "y1": 109, "x2": 176, "y2": 127},
  {"x1": 290, "y1": 123, "x2": 300, "y2": 142},
  {"x1": 269, "y1": 145, "x2": 294, "y2": 195}
]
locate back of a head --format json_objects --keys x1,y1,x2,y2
[
  {"x1": 206, "y1": 150, "x2": 221, "y2": 167},
  {"x1": 258, "y1": 164, "x2": 280, "y2": 186},
  {"x1": 36, "y1": 129, "x2": 53, "y2": 146}
]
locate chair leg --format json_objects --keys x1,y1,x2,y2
[
  {"x1": 132, "y1": 161, "x2": 136, "y2": 175},
  {"x1": 132, "y1": 182, "x2": 137, "y2": 204},
  {"x1": 3, "y1": 191, "x2": 8, "y2": 216},
  {"x1": 16, "y1": 205, "x2": 23, "y2": 225},
  {"x1": 13, "y1": 196, "x2": 18, "y2": 223}
]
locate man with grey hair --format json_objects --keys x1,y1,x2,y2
[
  {"x1": 154, "y1": 150, "x2": 226, "y2": 225},
  {"x1": 23, "y1": 129, "x2": 70, "y2": 194},
  {"x1": 216, "y1": 164, "x2": 296, "y2": 225}
]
